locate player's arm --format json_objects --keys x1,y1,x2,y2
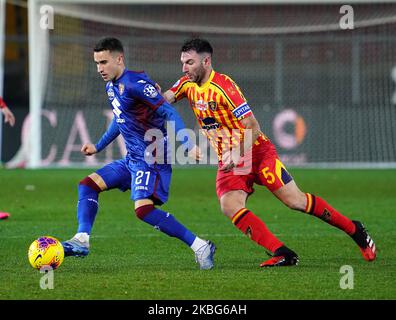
[
  {"x1": 158, "y1": 76, "x2": 188, "y2": 104},
  {"x1": 240, "y1": 113, "x2": 261, "y2": 156},
  {"x1": 156, "y1": 102, "x2": 202, "y2": 160},
  {"x1": 136, "y1": 78, "x2": 200, "y2": 160},
  {"x1": 220, "y1": 113, "x2": 261, "y2": 172},
  {"x1": 221, "y1": 111, "x2": 261, "y2": 172},
  {"x1": 81, "y1": 117, "x2": 120, "y2": 156},
  {"x1": 162, "y1": 89, "x2": 176, "y2": 104},
  {"x1": 220, "y1": 77, "x2": 261, "y2": 171},
  {"x1": 154, "y1": 83, "x2": 176, "y2": 104}
]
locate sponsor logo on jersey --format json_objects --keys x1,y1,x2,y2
[
  {"x1": 119, "y1": 83, "x2": 125, "y2": 95},
  {"x1": 138, "y1": 80, "x2": 147, "y2": 84},
  {"x1": 143, "y1": 84, "x2": 158, "y2": 98},
  {"x1": 201, "y1": 117, "x2": 220, "y2": 130},
  {"x1": 107, "y1": 88, "x2": 115, "y2": 100},
  {"x1": 195, "y1": 100, "x2": 208, "y2": 111},
  {"x1": 208, "y1": 101, "x2": 217, "y2": 111}
]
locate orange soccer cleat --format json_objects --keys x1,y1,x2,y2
[
  {"x1": 351, "y1": 220, "x2": 377, "y2": 262},
  {"x1": 260, "y1": 246, "x2": 299, "y2": 267}
]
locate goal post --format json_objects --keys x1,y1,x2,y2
[
  {"x1": 0, "y1": 0, "x2": 5, "y2": 162},
  {"x1": 26, "y1": 0, "x2": 396, "y2": 168}
]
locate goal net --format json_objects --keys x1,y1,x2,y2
[{"x1": 22, "y1": 0, "x2": 396, "y2": 168}]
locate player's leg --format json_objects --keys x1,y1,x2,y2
[
  {"x1": 75, "y1": 172, "x2": 106, "y2": 237},
  {"x1": 62, "y1": 159, "x2": 131, "y2": 257},
  {"x1": 217, "y1": 173, "x2": 298, "y2": 267},
  {"x1": 273, "y1": 180, "x2": 357, "y2": 233},
  {"x1": 267, "y1": 160, "x2": 376, "y2": 261},
  {"x1": 131, "y1": 163, "x2": 215, "y2": 269}
]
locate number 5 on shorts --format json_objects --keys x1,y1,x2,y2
[{"x1": 261, "y1": 167, "x2": 275, "y2": 184}]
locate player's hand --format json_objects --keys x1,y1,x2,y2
[
  {"x1": 155, "y1": 83, "x2": 162, "y2": 94},
  {"x1": 1, "y1": 107, "x2": 15, "y2": 127},
  {"x1": 81, "y1": 143, "x2": 97, "y2": 156},
  {"x1": 188, "y1": 145, "x2": 203, "y2": 161},
  {"x1": 220, "y1": 150, "x2": 240, "y2": 172}
]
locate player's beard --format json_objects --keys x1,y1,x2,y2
[{"x1": 193, "y1": 65, "x2": 207, "y2": 85}]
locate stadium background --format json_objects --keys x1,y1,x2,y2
[{"x1": 2, "y1": 1, "x2": 396, "y2": 167}]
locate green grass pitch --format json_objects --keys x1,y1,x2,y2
[{"x1": 0, "y1": 167, "x2": 395, "y2": 300}]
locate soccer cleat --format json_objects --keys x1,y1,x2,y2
[
  {"x1": 350, "y1": 220, "x2": 376, "y2": 262},
  {"x1": 61, "y1": 238, "x2": 89, "y2": 257},
  {"x1": 260, "y1": 245, "x2": 299, "y2": 267},
  {"x1": 195, "y1": 241, "x2": 216, "y2": 270}
]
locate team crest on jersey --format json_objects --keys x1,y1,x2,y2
[
  {"x1": 118, "y1": 83, "x2": 125, "y2": 95},
  {"x1": 208, "y1": 101, "x2": 217, "y2": 111},
  {"x1": 143, "y1": 84, "x2": 158, "y2": 98},
  {"x1": 195, "y1": 100, "x2": 208, "y2": 111}
]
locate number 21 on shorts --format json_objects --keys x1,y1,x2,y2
[{"x1": 135, "y1": 170, "x2": 151, "y2": 186}]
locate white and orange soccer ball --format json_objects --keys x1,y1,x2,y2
[{"x1": 28, "y1": 236, "x2": 64, "y2": 270}]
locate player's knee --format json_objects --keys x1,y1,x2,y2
[
  {"x1": 281, "y1": 194, "x2": 306, "y2": 211},
  {"x1": 220, "y1": 202, "x2": 240, "y2": 219},
  {"x1": 79, "y1": 176, "x2": 102, "y2": 193},
  {"x1": 135, "y1": 204, "x2": 154, "y2": 220}
]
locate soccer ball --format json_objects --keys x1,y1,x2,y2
[{"x1": 28, "y1": 236, "x2": 64, "y2": 270}]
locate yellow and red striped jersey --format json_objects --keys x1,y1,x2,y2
[{"x1": 170, "y1": 70, "x2": 265, "y2": 158}]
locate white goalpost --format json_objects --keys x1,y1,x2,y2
[
  {"x1": 0, "y1": 0, "x2": 6, "y2": 162},
  {"x1": 25, "y1": 0, "x2": 396, "y2": 168}
]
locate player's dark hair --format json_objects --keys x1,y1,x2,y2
[
  {"x1": 181, "y1": 38, "x2": 213, "y2": 56},
  {"x1": 94, "y1": 37, "x2": 124, "y2": 53}
]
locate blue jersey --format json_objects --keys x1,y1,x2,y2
[
  {"x1": 106, "y1": 70, "x2": 166, "y2": 161},
  {"x1": 96, "y1": 69, "x2": 191, "y2": 162}
]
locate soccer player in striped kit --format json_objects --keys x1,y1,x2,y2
[
  {"x1": 62, "y1": 38, "x2": 215, "y2": 270},
  {"x1": 0, "y1": 96, "x2": 15, "y2": 220},
  {"x1": 162, "y1": 38, "x2": 376, "y2": 267}
]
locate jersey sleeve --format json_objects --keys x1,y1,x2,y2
[
  {"x1": 95, "y1": 117, "x2": 120, "y2": 152},
  {"x1": 221, "y1": 75, "x2": 252, "y2": 120},
  {"x1": 168, "y1": 76, "x2": 189, "y2": 102},
  {"x1": 155, "y1": 103, "x2": 194, "y2": 151},
  {"x1": 129, "y1": 77, "x2": 165, "y2": 111}
]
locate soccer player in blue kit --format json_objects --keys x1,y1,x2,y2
[{"x1": 61, "y1": 38, "x2": 216, "y2": 270}]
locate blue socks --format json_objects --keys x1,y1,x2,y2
[
  {"x1": 142, "y1": 208, "x2": 196, "y2": 246},
  {"x1": 76, "y1": 184, "x2": 99, "y2": 234},
  {"x1": 76, "y1": 177, "x2": 197, "y2": 248}
]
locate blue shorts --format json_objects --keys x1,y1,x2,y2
[{"x1": 95, "y1": 158, "x2": 172, "y2": 205}]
